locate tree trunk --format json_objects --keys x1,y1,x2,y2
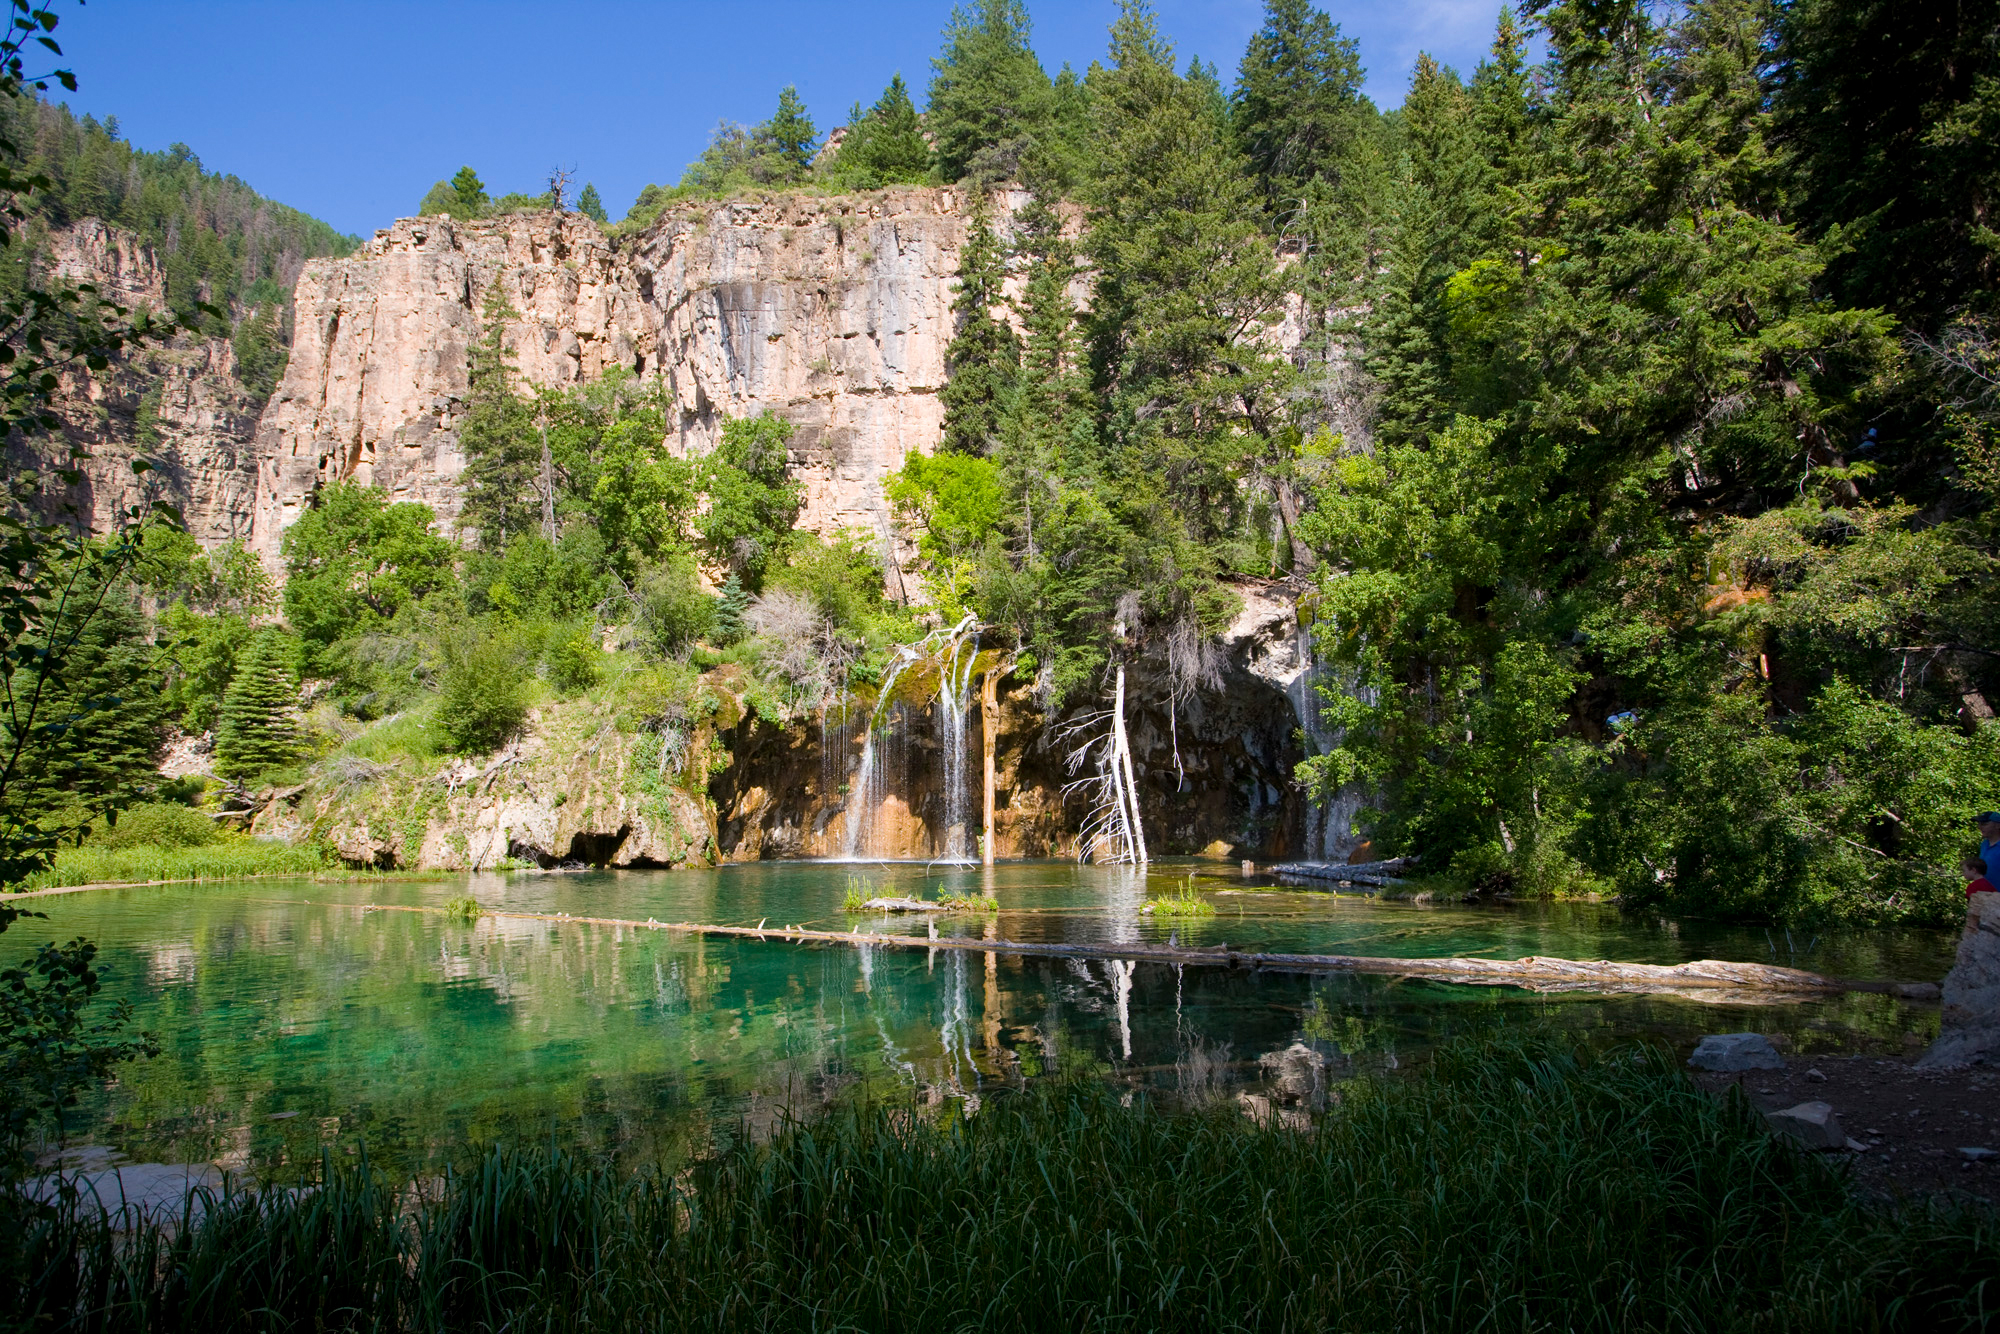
[
  {"x1": 1112, "y1": 663, "x2": 1148, "y2": 865},
  {"x1": 538, "y1": 406, "x2": 556, "y2": 543}
]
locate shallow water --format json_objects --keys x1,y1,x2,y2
[{"x1": 7, "y1": 861, "x2": 1958, "y2": 1178}]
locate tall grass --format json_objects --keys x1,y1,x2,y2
[
  {"x1": 16, "y1": 839, "x2": 336, "y2": 889},
  {"x1": 4, "y1": 1038, "x2": 1994, "y2": 1331}
]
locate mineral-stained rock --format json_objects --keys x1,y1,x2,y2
[
  {"x1": 1918, "y1": 892, "x2": 2000, "y2": 1069},
  {"x1": 1766, "y1": 1100, "x2": 1847, "y2": 1150},
  {"x1": 1688, "y1": 1032, "x2": 1786, "y2": 1072}
]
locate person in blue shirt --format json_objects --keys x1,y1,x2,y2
[{"x1": 1977, "y1": 813, "x2": 2000, "y2": 881}]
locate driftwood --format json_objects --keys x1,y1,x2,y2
[
  {"x1": 860, "y1": 897, "x2": 949, "y2": 913},
  {"x1": 352, "y1": 902, "x2": 1942, "y2": 1001},
  {"x1": 1268, "y1": 859, "x2": 1415, "y2": 888}
]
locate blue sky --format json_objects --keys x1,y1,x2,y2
[{"x1": 54, "y1": 1, "x2": 1513, "y2": 238}]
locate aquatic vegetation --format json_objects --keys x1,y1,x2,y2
[
  {"x1": 442, "y1": 895, "x2": 482, "y2": 923},
  {"x1": 933, "y1": 892, "x2": 998, "y2": 912},
  {"x1": 3, "y1": 1037, "x2": 1991, "y2": 1331},
  {"x1": 1143, "y1": 877, "x2": 1216, "y2": 918},
  {"x1": 841, "y1": 874, "x2": 873, "y2": 912}
]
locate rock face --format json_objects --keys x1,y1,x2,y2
[
  {"x1": 710, "y1": 576, "x2": 1327, "y2": 861},
  {"x1": 19, "y1": 219, "x2": 268, "y2": 548},
  {"x1": 1919, "y1": 892, "x2": 2000, "y2": 1069},
  {"x1": 251, "y1": 188, "x2": 1004, "y2": 566},
  {"x1": 256, "y1": 696, "x2": 713, "y2": 871},
  {"x1": 30, "y1": 189, "x2": 1015, "y2": 575}
]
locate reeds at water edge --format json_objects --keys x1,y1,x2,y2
[{"x1": 6, "y1": 1036, "x2": 1995, "y2": 1332}]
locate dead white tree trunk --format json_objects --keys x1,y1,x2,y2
[{"x1": 1111, "y1": 663, "x2": 1148, "y2": 865}]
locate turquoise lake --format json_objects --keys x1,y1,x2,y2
[{"x1": 5, "y1": 860, "x2": 1959, "y2": 1178}]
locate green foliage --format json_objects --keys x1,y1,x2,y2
[
  {"x1": 935, "y1": 198, "x2": 1018, "y2": 456},
  {"x1": 1141, "y1": 873, "x2": 1215, "y2": 917},
  {"x1": 636, "y1": 552, "x2": 716, "y2": 659},
  {"x1": 712, "y1": 573, "x2": 749, "y2": 646},
  {"x1": 281, "y1": 482, "x2": 457, "y2": 667},
  {"x1": 4, "y1": 95, "x2": 356, "y2": 328},
  {"x1": 1231, "y1": 0, "x2": 1372, "y2": 222},
  {"x1": 435, "y1": 628, "x2": 530, "y2": 755},
  {"x1": 545, "y1": 627, "x2": 602, "y2": 694},
  {"x1": 229, "y1": 301, "x2": 287, "y2": 400},
  {"x1": 459, "y1": 282, "x2": 541, "y2": 547},
  {"x1": 420, "y1": 165, "x2": 489, "y2": 220},
  {"x1": 213, "y1": 628, "x2": 300, "y2": 782},
  {"x1": 827, "y1": 74, "x2": 934, "y2": 187},
  {"x1": 697, "y1": 412, "x2": 803, "y2": 589},
  {"x1": 576, "y1": 182, "x2": 607, "y2": 224},
  {"x1": 651, "y1": 87, "x2": 822, "y2": 203},
  {"x1": 0, "y1": 935, "x2": 157, "y2": 1175},
  {"x1": 887, "y1": 450, "x2": 1002, "y2": 611},
  {"x1": 86, "y1": 801, "x2": 220, "y2": 850},
  {"x1": 7, "y1": 1038, "x2": 1997, "y2": 1328},
  {"x1": 927, "y1": 0, "x2": 1082, "y2": 187},
  {"x1": 764, "y1": 86, "x2": 818, "y2": 181},
  {"x1": 442, "y1": 894, "x2": 481, "y2": 923},
  {"x1": 15, "y1": 835, "x2": 334, "y2": 890}
]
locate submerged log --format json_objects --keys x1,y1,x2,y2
[
  {"x1": 350, "y1": 902, "x2": 1941, "y2": 1001},
  {"x1": 1269, "y1": 859, "x2": 1415, "y2": 887},
  {"x1": 860, "y1": 897, "x2": 950, "y2": 913}
]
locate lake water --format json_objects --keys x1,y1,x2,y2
[{"x1": 6, "y1": 861, "x2": 1959, "y2": 1179}]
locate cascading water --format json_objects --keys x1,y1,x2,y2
[
  {"x1": 934, "y1": 614, "x2": 980, "y2": 864},
  {"x1": 837, "y1": 616, "x2": 981, "y2": 862},
  {"x1": 1289, "y1": 620, "x2": 1366, "y2": 859}
]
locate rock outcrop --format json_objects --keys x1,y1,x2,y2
[
  {"x1": 252, "y1": 188, "x2": 1005, "y2": 566},
  {"x1": 709, "y1": 576, "x2": 1331, "y2": 861},
  {"x1": 256, "y1": 697, "x2": 714, "y2": 872},
  {"x1": 1919, "y1": 891, "x2": 2000, "y2": 1068}
]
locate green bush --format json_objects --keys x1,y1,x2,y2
[
  {"x1": 435, "y1": 630, "x2": 530, "y2": 754},
  {"x1": 636, "y1": 553, "x2": 716, "y2": 658},
  {"x1": 88, "y1": 802, "x2": 222, "y2": 850},
  {"x1": 546, "y1": 628, "x2": 602, "y2": 693}
]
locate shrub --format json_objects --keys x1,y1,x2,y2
[
  {"x1": 88, "y1": 802, "x2": 222, "y2": 850},
  {"x1": 546, "y1": 627, "x2": 602, "y2": 693},
  {"x1": 636, "y1": 553, "x2": 715, "y2": 658},
  {"x1": 436, "y1": 631, "x2": 529, "y2": 754}
]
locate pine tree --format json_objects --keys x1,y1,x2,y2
[
  {"x1": 1231, "y1": 0, "x2": 1370, "y2": 224},
  {"x1": 829, "y1": 74, "x2": 935, "y2": 186},
  {"x1": 577, "y1": 182, "x2": 607, "y2": 224},
  {"x1": 761, "y1": 87, "x2": 818, "y2": 183},
  {"x1": 1085, "y1": 0, "x2": 1289, "y2": 548},
  {"x1": 213, "y1": 629, "x2": 300, "y2": 781},
  {"x1": 11, "y1": 598, "x2": 165, "y2": 826},
  {"x1": 713, "y1": 572, "x2": 750, "y2": 644},
  {"x1": 937, "y1": 198, "x2": 1020, "y2": 455},
  {"x1": 927, "y1": 0, "x2": 1059, "y2": 185},
  {"x1": 231, "y1": 302, "x2": 287, "y2": 401},
  {"x1": 459, "y1": 282, "x2": 538, "y2": 547}
]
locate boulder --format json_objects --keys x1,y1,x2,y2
[
  {"x1": 1919, "y1": 892, "x2": 2000, "y2": 1069},
  {"x1": 1766, "y1": 1101, "x2": 1847, "y2": 1150},
  {"x1": 1687, "y1": 1032, "x2": 1786, "y2": 1072}
]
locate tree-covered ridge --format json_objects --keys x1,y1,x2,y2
[{"x1": 2, "y1": 94, "x2": 357, "y2": 325}]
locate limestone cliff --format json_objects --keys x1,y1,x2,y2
[{"x1": 252, "y1": 187, "x2": 999, "y2": 565}]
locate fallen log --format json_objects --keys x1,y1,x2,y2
[
  {"x1": 1268, "y1": 859, "x2": 1415, "y2": 888},
  {"x1": 861, "y1": 897, "x2": 949, "y2": 913},
  {"x1": 345, "y1": 902, "x2": 1941, "y2": 1001}
]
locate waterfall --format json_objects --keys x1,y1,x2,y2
[
  {"x1": 837, "y1": 616, "x2": 981, "y2": 862},
  {"x1": 935, "y1": 614, "x2": 980, "y2": 864},
  {"x1": 1289, "y1": 619, "x2": 1365, "y2": 860}
]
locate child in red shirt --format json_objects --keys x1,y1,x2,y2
[{"x1": 1962, "y1": 856, "x2": 1997, "y2": 898}]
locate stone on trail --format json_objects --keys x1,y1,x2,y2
[
  {"x1": 1687, "y1": 1032, "x2": 1785, "y2": 1072},
  {"x1": 1918, "y1": 892, "x2": 2000, "y2": 1069},
  {"x1": 1961, "y1": 1146, "x2": 1998, "y2": 1163},
  {"x1": 1766, "y1": 1101, "x2": 1847, "y2": 1150}
]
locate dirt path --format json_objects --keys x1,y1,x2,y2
[{"x1": 1696, "y1": 1057, "x2": 1999, "y2": 1203}]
